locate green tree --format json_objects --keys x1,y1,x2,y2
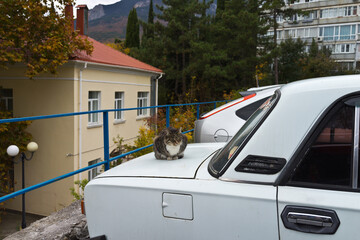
[
  {"x1": 125, "y1": 8, "x2": 140, "y2": 48},
  {"x1": 216, "y1": 0, "x2": 226, "y2": 16},
  {"x1": 211, "y1": 0, "x2": 263, "y2": 89},
  {"x1": 274, "y1": 37, "x2": 342, "y2": 82},
  {"x1": 0, "y1": 0, "x2": 93, "y2": 79},
  {"x1": 260, "y1": 0, "x2": 302, "y2": 84},
  {"x1": 134, "y1": 0, "x2": 269, "y2": 103},
  {"x1": 278, "y1": 38, "x2": 305, "y2": 83},
  {"x1": 148, "y1": 0, "x2": 154, "y2": 24},
  {"x1": 301, "y1": 39, "x2": 339, "y2": 78},
  {"x1": 141, "y1": 0, "x2": 155, "y2": 42},
  {"x1": 155, "y1": 0, "x2": 211, "y2": 101}
]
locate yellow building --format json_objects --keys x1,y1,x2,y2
[{"x1": 0, "y1": 5, "x2": 162, "y2": 216}]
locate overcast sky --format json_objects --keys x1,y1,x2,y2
[{"x1": 75, "y1": 0, "x2": 120, "y2": 10}]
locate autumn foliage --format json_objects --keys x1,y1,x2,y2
[
  {"x1": 111, "y1": 106, "x2": 197, "y2": 163},
  {"x1": 0, "y1": 0, "x2": 93, "y2": 78},
  {"x1": 0, "y1": 112, "x2": 32, "y2": 216}
]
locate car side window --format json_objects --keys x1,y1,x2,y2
[{"x1": 290, "y1": 102, "x2": 355, "y2": 187}]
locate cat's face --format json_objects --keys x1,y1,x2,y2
[{"x1": 164, "y1": 127, "x2": 183, "y2": 146}]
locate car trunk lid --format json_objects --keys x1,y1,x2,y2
[{"x1": 96, "y1": 143, "x2": 225, "y2": 179}]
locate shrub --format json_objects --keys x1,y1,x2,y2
[{"x1": 0, "y1": 111, "x2": 32, "y2": 220}]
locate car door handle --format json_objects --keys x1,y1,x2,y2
[
  {"x1": 281, "y1": 206, "x2": 340, "y2": 234},
  {"x1": 287, "y1": 212, "x2": 333, "y2": 227}
]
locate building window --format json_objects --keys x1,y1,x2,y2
[
  {"x1": 0, "y1": 88, "x2": 13, "y2": 112},
  {"x1": 137, "y1": 92, "x2": 149, "y2": 117},
  {"x1": 88, "y1": 159, "x2": 102, "y2": 180},
  {"x1": 276, "y1": 15, "x2": 283, "y2": 23},
  {"x1": 330, "y1": 43, "x2": 355, "y2": 54},
  {"x1": 319, "y1": 25, "x2": 356, "y2": 41},
  {"x1": 114, "y1": 92, "x2": 124, "y2": 121},
  {"x1": 88, "y1": 91, "x2": 101, "y2": 125},
  {"x1": 320, "y1": 6, "x2": 357, "y2": 19}
]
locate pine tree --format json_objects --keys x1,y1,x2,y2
[
  {"x1": 278, "y1": 38, "x2": 305, "y2": 83},
  {"x1": 211, "y1": 0, "x2": 262, "y2": 88},
  {"x1": 145, "y1": 0, "x2": 155, "y2": 39},
  {"x1": 148, "y1": 0, "x2": 154, "y2": 24},
  {"x1": 156, "y1": 0, "x2": 210, "y2": 100},
  {"x1": 125, "y1": 8, "x2": 140, "y2": 48},
  {"x1": 217, "y1": 0, "x2": 225, "y2": 13},
  {"x1": 260, "y1": 0, "x2": 303, "y2": 84}
]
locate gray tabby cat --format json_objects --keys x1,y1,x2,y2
[{"x1": 153, "y1": 127, "x2": 188, "y2": 160}]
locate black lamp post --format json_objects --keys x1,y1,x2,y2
[{"x1": 7, "y1": 142, "x2": 38, "y2": 229}]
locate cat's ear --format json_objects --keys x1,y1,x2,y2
[
  {"x1": 165, "y1": 128, "x2": 170, "y2": 135},
  {"x1": 178, "y1": 127, "x2": 182, "y2": 133}
]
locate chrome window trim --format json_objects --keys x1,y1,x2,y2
[{"x1": 352, "y1": 106, "x2": 360, "y2": 189}]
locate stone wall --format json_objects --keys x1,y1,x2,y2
[{"x1": 4, "y1": 200, "x2": 89, "y2": 240}]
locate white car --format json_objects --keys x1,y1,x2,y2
[
  {"x1": 85, "y1": 75, "x2": 360, "y2": 240},
  {"x1": 194, "y1": 85, "x2": 280, "y2": 143}
]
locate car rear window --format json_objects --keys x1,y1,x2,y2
[
  {"x1": 208, "y1": 92, "x2": 279, "y2": 177},
  {"x1": 236, "y1": 97, "x2": 269, "y2": 120}
]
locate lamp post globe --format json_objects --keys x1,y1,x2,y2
[
  {"x1": 6, "y1": 142, "x2": 38, "y2": 229},
  {"x1": 27, "y1": 142, "x2": 38, "y2": 152},
  {"x1": 7, "y1": 145, "x2": 19, "y2": 157}
]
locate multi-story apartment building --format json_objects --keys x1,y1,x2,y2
[{"x1": 269, "y1": 0, "x2": 360, "y2": 70}]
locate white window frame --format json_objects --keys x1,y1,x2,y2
[
  {"x1": 319, "y1": 24, "x2": 356, "y2": 41},
  {"x1": 114, "y1": 91, "x2": 124, "y2": 122},
  {"x1": 88, "y1": 91, "x2": 101, "y2": 126},
  {"x1": 137, "y1": 92, "x2": 149, "y2": 117},
  {"x1": 88, "y1": 158, "x2": 102, "y2": 180},
  {"x1": 334, "y1": 43, "x2": 355, "y2": 53},
  {"x1": 320, "y1": 6, "x2": 357, "y2": 19}
]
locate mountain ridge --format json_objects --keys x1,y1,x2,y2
[
  {"x1": 88, "y1": 0, "x2": 217, "y2": 43},
  {"x1": 88, "y1": 0, "x2": 162, "y2": 42}
]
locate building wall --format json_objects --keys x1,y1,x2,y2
[
  {"x1": 72, "y1": 62, "x2": 156, "y2": 182},
  {"x1": 271, "y1": 0, "x2": 360, "y2": 68},
  {"x1": 0, "y1": 64, "x2": 76, "y2": 216},
  {"x1": 0, "y1": 61, "x2": 158, "y2": 216}
]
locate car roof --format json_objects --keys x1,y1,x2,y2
[
  {"x1": 221, "y1": 74, "x2": 360, "y2": 183},
  {"x1": 279, "y1": 74, "x2": 360, "y2": 96}
]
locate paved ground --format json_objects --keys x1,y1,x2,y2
[{"x1": 0, "y1": 210, "x2": 43, "y2": 240}]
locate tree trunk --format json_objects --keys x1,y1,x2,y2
[
  {"x1": 273, "y1": 11, "x2": 279, "y2": 85},
  {"x1": 175, "y1": 52, "x2": 179, "y2": 96},
  {"x1": 182, "y1": 43, "x2": 186, "y2": 97}
]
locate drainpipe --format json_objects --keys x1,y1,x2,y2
[
  {"x1": 156, "y1": 73, "x2": 164, "y2": 107},
  {"x1": 154, "y1": 73, "x2": 163, "y2": 132},
  {"x1": 78, "y1": 62, "x2": 87, "y2": 190}
]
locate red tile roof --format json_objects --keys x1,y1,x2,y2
[{"x1": 72, "y1": 36, "x2": 162, "y2": 74}]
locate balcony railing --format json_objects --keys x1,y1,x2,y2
[{"x1": 0, "y1": 100, "x2": 227, "y2": 203}]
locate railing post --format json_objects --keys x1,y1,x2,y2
[
  {"x1": 103, "y1": 111, "x2": 110, "y2": 171},
  {"x1": 196, "y1": 104, "x2": 200, "y2": 119},
  {"x1": 214, "y1": 102, "x2": 217, "y2": 109},
  {"x1": 166, "y1": 106, "x2": 170, "y2": 128}
]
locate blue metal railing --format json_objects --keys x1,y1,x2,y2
[{"x1": 0, "y1": 100, "x2": 227, "y2": 203}]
